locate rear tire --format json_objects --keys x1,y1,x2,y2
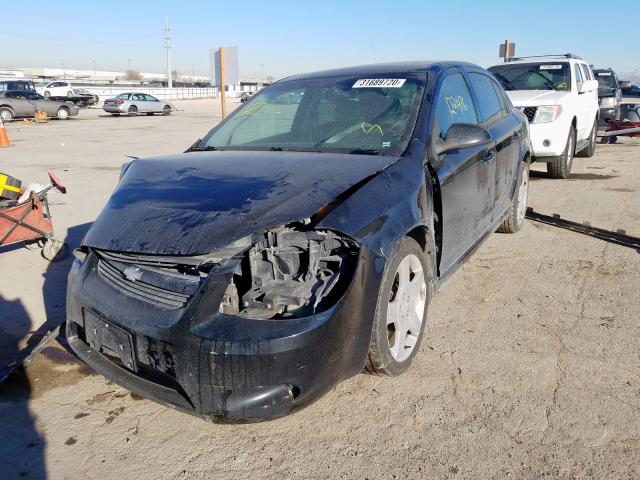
[
  {"x1": 365, "y1": 237, "x2": 430, "y2": 377},
  {"x1": 547, "y1": 126, "x2": 575, "y2": 179},
  {"x1": 0, "y1": 107, "x2": 14, "y2": 121},
  {"x1": 497, "y1": 161, "x2": 530, "y2": 233},
  {"x1": 577, "y1": 119, "x2": 597, "y2": 158},
  {"x1": 609, "y1": 136, "x2": 617, "y2": 144},
  {"x1": 127, "y1": 106, "x2": 138, "y2": 117}
]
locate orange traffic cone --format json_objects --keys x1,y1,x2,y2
[{"x1": 0, "y1": 118, "x2": 12, "y2": 147}]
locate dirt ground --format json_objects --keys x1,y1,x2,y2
[{"x1": 1, "y1": 99, "x2": 639, "y2": 480}]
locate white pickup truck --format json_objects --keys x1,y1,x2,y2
[{"x1": 489, "y1": 54, "x2": 599, "y2": 178}]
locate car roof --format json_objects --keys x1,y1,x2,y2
[{"x1": 281, "y1": 61, "x2": 481, "y2": 82}]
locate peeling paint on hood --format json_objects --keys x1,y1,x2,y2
[{"x1": 83, "y1": 150, "x2": 400, "y2": 255}]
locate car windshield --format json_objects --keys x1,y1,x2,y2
[
  {"x1": 595, "y1": 71, "x2": 615, "y2": 88},
  {"x1": 489, "y1": 63, "x2": 571, "y2": 91},
  {"x1": 201, "y1": 74, "x2": 426, "y2": 156}
]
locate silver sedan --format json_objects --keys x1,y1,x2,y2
[
  {"x1": 102, "y1": 93, "x2": 175, "y2": 116},
  {"x1": 0, "y1": 90, "x2": 79, "y2": 121}
]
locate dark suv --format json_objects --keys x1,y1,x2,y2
[
  {"x1": 593, "y1": 68, "x2": 622, "y2": 127},
  {"x1": 0, "y1": 80, "x2": 36, "y2": 92},
  {"x1": 67, "y1": 62, "x2": 531, "y2": 422}
]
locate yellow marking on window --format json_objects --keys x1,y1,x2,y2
[{"x1": 361, "y1": 122, "x2": 383, "y2": 136}]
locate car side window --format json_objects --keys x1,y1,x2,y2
[
  {"x1": 116, "y1": 94, "x2": 130, "y2": 100},
  {"x1": 467, "y1": 73, "x2": 503, "y2": 125},
  {"x1": 145, "y1": 95, "x2": 158, "y2": 102},
  {"x1": 434, "y1": 73, "x2": 478, "y2": 139},
  {"x1": 574, "y1": 65, "x2": 583, "y2": 91}
]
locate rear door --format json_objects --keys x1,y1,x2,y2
[
  {"x1": 466, "y1": 71, "x2": 521, "y2": 218},
  {"x1": 5, "y1": 91, "x2": 35, "y2": 116},
  {"x1": 429, "y1": 70, "x2": 496, "y2": 274},
  {"x1": 573, "y1": 64, "x2": 589, "y2": 139},
  {"x1": 131, "y1": 93, "x2": 146, "y2": 111}
]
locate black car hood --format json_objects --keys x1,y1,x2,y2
[{"x1": 83, "y1": 150, "x2": 399, "y2": 255}]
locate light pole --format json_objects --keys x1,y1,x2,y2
[
  {"x1": 260, "y1": 64, "x2": 264, "y2": 85},
  {"x1": 62, "y1": 63, "x2": 66, "y2": 79},
  {"x1": 93, "y1": 60, "x2": 96, "y2": 81},
  {"x1": 192, "y1": 64, "x2": 195, "y2": 84}
]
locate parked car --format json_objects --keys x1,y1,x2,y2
[
  {"x1": 239, "y1": 91, "x2": 254, "y2": 102},
  {"x1": 489, "y1": 54, "x2": 599, "y2": 178},
  {"x1": 73, "y1": 89, "x2": 99, "y2": 107},
  {"x1": 37, "y1": 81, "x2": 76, "y2": 99},
  {"x1": 0, "y1": 80, "x2": 36, "y2": 92},
  {"x1": 0, "y1": 90, "x2": 79, "y2": 120},
  {"x1": 593, "y1": 68, "x2": 622, "y2": 127},
  {"x1": 67, "y1": 62, "x2": 531, "y2": 422},
  {"x1": 620, "y1": 82, "x2": 640, "y2": 98},
  {"x1": 102, "y1": 93, "x2": 174, "y2": 116}
]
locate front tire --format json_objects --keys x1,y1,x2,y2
[
  {"x1": 66, "y1": 91, "x2": 73, "y2": 98},
  {"x1": 56, "y1": 107, "x2": 70, "y2": 120},
  {"x1": 577, "y1": 119, "x2": 597, "y2": 158},
  {"x1": 162, "y1": 105, "x2": 171, "y2": 115},
  {"x1": 497, "y1": 160, "x2": 530, "y2": 233},
  {"x1": 44, "y1": 91, "x2": 51, "y2": 99},
  {"x1": 547, "y1": 126, "x2": 575, "y2": 179},
  {"x1": 365, "y1": 237, "x2": 429, "y2": 377}
]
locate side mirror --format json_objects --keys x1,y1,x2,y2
[
  {"x1": 436, "y1": 123, "x2": 492, "y2": 155},
  {"x1": 579, "y1": 79, "x2": 598, "y2": 94}
]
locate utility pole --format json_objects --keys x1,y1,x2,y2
[
  {"x1": 163, "y1": 17, "x2": 172, "y2": 88},
  {"x1": 93, "y1": 60, "x2": 96, "y2": 80}
]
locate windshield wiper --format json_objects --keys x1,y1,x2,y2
[
  {"x1": 349, "y1": 148, "x2": 380, "y2": 155},
  {"x1": 187, "y1": 145, "x2": 219, "y2": 152}
]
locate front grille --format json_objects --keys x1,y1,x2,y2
[
  {"x1": 519, "y1": 106, "x2": 537, "y2": 122},
  {"x1": 95, "y1": 251, "x2": 202, "y2": 310}
]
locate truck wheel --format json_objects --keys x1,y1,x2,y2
[
  {"x1": 577, "y1": 119, "x2": 597, "y2": 158},
  {"x1": 497, "y1": 160, "x2": 530, "y2": 233},
  {"x1": 127, "y1": 105, "x2": 138, "y2": 117},
  {"x1": 547, "y1": 127, "x2": 575, "y2": 179},
  {"x1": 365, "y1": 237, "x2": 429, "y2": 377}
]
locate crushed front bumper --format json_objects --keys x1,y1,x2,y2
[{"x1": 66, "y1": 247, "x2": 383, "y2": 422}]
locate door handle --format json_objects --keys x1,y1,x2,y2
[
  {"x1": 483, "y1": 149, "x2": 496, "y2": 162},
  {"x1": 513, "y1": 131, "x2": 521, "y2": 139}
]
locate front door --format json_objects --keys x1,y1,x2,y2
[{"x1": 429, "y1": 71, "x2": 496, "y2": 275}]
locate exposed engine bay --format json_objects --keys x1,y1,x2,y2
[{"x1": 220, "y1": 228, "x2": 358, "y2": 319}]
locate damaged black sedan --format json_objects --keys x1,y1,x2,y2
[{"x1": 67, "y1": 62, "x2": 531, "y2": 422}]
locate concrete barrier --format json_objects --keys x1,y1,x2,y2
[{"x1": 84, "y1": 87, "x2": 219, "y2": 101}]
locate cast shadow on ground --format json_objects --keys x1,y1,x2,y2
[
  {"x1": 0, "y1": 222, "x2": 92, "y2": 480},
  {"x1": 530, "y1": 170, "x2": 619, "y2": 181}
]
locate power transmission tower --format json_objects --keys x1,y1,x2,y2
[{"x1": 163, "y1": 17, "x2": 172, "y2": 88}]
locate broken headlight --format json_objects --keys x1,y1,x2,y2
[{"x1": 219, "y1": 228, "x2": 359, "y2": 319}]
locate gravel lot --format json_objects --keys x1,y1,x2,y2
[{"x1": 1, "y1": 99, "x2": 639, "y2": 479}]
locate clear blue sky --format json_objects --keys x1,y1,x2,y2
[{"x1": 2, "y1": 0, "x2": 634, "y2": 79}]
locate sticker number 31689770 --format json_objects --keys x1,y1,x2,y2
[{"x1": 353, "y1": 78, "x2": 406, "y2": 88}]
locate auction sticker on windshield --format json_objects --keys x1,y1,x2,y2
[
  {"x1": 353, "y1": 78, "x2": 406, "y2": 88},
  {"x1": 539, "y1": 65, "x2": 562, "y2": 70}
]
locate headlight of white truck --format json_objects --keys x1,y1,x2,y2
[{"x1": 532, "y1": 105, "x2": 563, "y2": 123}]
